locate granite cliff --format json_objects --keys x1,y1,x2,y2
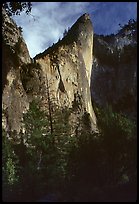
[
  {"x1": 2, "y1": 8, "x2": 137, "y2": 202},
  {"x1": 91, "y1": 20, "x2": 137, "y2": 120},
  {"x1": 2, "y1": 11, "x2": 97, "y2": 134},
  {"x1": 2, "y1": 8, "x2": 31, "y2": 133},
  {"x1": 34, "y1": 13, "x2": 97, "y2": 131}
]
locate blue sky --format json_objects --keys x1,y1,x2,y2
[{"x1": 13, "y1": 2, "x2": 137, "y2": 58}]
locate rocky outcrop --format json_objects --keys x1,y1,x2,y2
[
  {"x1": 91, "y1": 27, "x2": 137, "y2": 119},
  {"x1": 2, "y1": 11, "x2": 98, "y2": 134},
  {"x1": 2, "y1": 8, "x2": 31, "y2": 133},
  {"x1": 35, "y1": 13, "x2": 97, "y2": 131}
]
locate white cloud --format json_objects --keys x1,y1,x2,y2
[
  {"x1": 13, "y1": 2, "x2": 90, "y2": 58},
  {"x1": 12, "y1": 2, "x2": 137, "y2": 58}
]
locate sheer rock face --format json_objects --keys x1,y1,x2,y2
[
  {"x1": 35, "y1": 14, "x2": 97, "y2": 131},
  {"x1": 91, "y1": 32, "x2": 137, "y2": 120},
  {"x1": 2, "y1": 8, "x2": 31, "y2": 133},
  {"x1": 2, "y1": 12, "x2": 97, "y2": 133}
]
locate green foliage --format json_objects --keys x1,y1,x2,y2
[
  {"x1": 118, "y1": 19, "x2": 137, "y2": 40},
  {"x1": 94, "y1": 19, "x2": 137, "y2": 67},
  {"x1": 2, "y1": 130, "x2": 19, "y2": 186},
  {"x1": 5, "y1": 158, "x2": 18, "y2": 185},
  {"x1": 94, "y1": 105, "x2": 136, "y2": 184},
  {"x1": 67, "y1": 104, "x2": 136, "y2": 189},
  {"x1": 2, "y1": 96, "x2": 136, "y2": 201},
  {"x1": 96, "y1": 105, "x2": 135, "y2": 136},
  {"x1": 3, "y1": 2, "x2": 32, "y2": 16},
  {"x1": 63, "y1": 28, "x2": 68, "y2": 37},
  {"x1": 20, "y1": 62, "x2": 41, "y2": 93},
  {"x1": 18, "y1": 26, "x2": 23, "y2": 33},
  {"x1": 2, "y1": 129, "x2": 21, "y2": 202},
  {"x1": 21, "y1": 99, "x2": 74, "y2": 195},
  {"x1": 23, "y1": 100, "x2": 50, "y2": 151}
]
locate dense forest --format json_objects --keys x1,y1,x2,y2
[
  {"x1": 2, "y1": 93, "x2": 137, "y2": 201},
  {"x1": 2, "y1": 3, "x2": 137, "y2": 202}
]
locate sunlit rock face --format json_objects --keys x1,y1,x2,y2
[
  {"x1": 2, "y1": 8, "x2": 31, "y2": 133},
  {"x1": 2, "y1": 12, "x2": 98, "y2": 133},
  {"x1": 35, "y1": 13, "x2": 97, "y2": 131}
]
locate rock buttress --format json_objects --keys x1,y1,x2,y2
[
  {"x1": 2, "y1": 8, "x2": 31, "y2": 134},
  {"x1": 35, "y1": 13, "x2": 97, "y2": 131}
]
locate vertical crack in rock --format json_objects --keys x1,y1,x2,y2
[
  {"x1": 2, "y1": 11, "x2": 98, "y2": 133},
  {"x1": 35, "y1": 13, "x2": 98, "y2": 131}
]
